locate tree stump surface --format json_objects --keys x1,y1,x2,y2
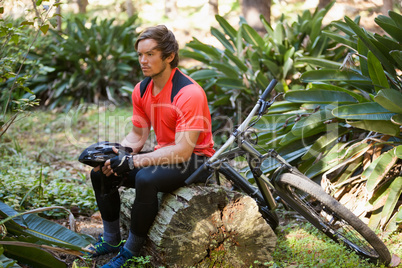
[{"x1": 120, "y1": 185, "x2": 277, "y2": 267}]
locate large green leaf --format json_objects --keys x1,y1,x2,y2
[
  {"x1": 357, "y1": 38, "x2": 370, "y2": 77},
  {"x1": 0, "y1": 202, "x2": 26, "y2": 233},
  {"x1": 363, "y1": 147, "x2": 399, "y2": 192},
  {"x1": 347, "y1": 120, "x2": 400, "y2": 136},
  {"x1": 388, "y1": 10, "x2": 402, "y2": 28},
  {"x1": 241, "y1": 24, "x2": 265, "y2": 49},
  {"x1": 215, "y1": 15, "x2": 237, "y2": 44},
  {"x1": 22, "y1": 214, "x2": 92, "y2": 250},
  {"x1": 391, "y1": 114, "x2": 402, "y2": 125},
  {"x1": 302, "y1": 126, "x2": 349, "y2": 160},
  {"x1": 390, "y1": 50, "x2": 402, "y2": 70},
  {"x1": 211, "y1": 27, "x2": 234, "y2": 53},
  {"x1": 380, "y1": 176, "x2": 402, "y2": 227},
  {"x1": 367, "y1": 51, "x2": 389, "y2": 92},
  {"x1": 291, "y1": 109, "x2": 334, "y2": 136},
  {"x1": 190, "y1": 69, "x2": 220, "y2": 80},
  {"x1": 0, "y1": 251, "x2": 20, "y2": 268},
  {"x1": 0, "y1": 202, "x2": 93, "y2": 251},
  {"x1": 180, "y1": 49, "x2": 210, "y2": 64},
  {"x1": 186, "y1": 40, "x2": 222, "y2": 60},
  {"x1": 267, "y1": 101, "x2": 301, "y2": 114},
  {"x1": 332, "y1": 102, "x2": 395, "y2": 120},
  {"x1": 322, "y1": 31, "x2": 357, "y2": 50},
  {"x1": 224, "y1": 49, "x2": 248, "y2": 72},
  {"x1": 2, "y1": 237, "x2": 66, "y2": 268},
  {"x1": 305, "y1": 142, "x2": 370, "y2": 179},
  {"x1": 384, "y1": 204, "x2": 402, "y2": 232},
  {"x1": 310, "y1": 83, "x2": 367, "y2": 103},
  {"x1": 296, "y1": 57, "x2": 343, "y2": 69},
  {"x1": 344, "y1": 16, "x2": 396, "y2": 76},
  {"x1": 300, "y1": 69, "x2": 372, "y2": 83},
  {"x1": 254, "y1": 114, "x2": 291, "y2": 132},
  {"x1": 215, "y1": 78, "x2": 247, "y2": 90},
  {"x1": 285, "y1": 89, "x2": 358, "y2": 104},
  {"x1": 255, "y1": 71, "x2": 270, "y2": 90},
  {"x1": 210, "y1": 62, "x2": 239, "y2": 78},
  {"x1": 280, "y1": 125, "x2": 326, "y2": 146},
  {"x1": 283, "y1": 47, "x2": 294, "y2": 79},
  {"x1": 374, "y1": 89, "x2": 402, "y2": 114},
  {"x1": 375, "y1": 15, "x2": 402, "y2": 43},
  {"x1": 330, "y1": 21, "x2": 356, "y2": 37}
]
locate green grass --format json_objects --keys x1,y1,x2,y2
[
  {"x1": 269, "y1": 221, "x2": 399, "y2": 268},
  {"x1": 1, "y1": 108, "x2": 401, "y2": 267}
]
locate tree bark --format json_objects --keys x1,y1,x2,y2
[
  {"x1": 77, "y1": 0, "x2": 88, "y2": 14},
  {"x1": 165, "y1": 0, "x2": 178, "y2": 19},
  {"x1": 56, "y1": 0, "x2": 61, "y2": 32},
  {"x1": 125, "y1": 0, "x2": 135, "y2": 17},
  {"x1": 241, "y1": 0, "x2": 271, "y2": 33},
  {"x1": 318, "y1": 0, "x2": 332, "y2": 10},
  {"x1": 209, "y1": 0, "x2": 219, "y2": 15},
  {"x1": 120, "y1": 185, "x2": 277, "y2": 267},
  {"x1": 381, "y1": 0, "x2": 393, "y2": 15}
]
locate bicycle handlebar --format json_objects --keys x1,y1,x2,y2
[{"x1": 260, "y1": 79, "x2": 278, "y2": 102}]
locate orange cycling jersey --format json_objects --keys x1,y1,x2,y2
[{"x1": 131, "y1": 68, "x2": 215, "y2": 157}]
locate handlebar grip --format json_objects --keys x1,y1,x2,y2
[
  {"x1": 260, "y1": 79, "x2": 278, "y2": 101},
  {"x1": 185, "y1": 163, "x2": 209, "y2": 185}
]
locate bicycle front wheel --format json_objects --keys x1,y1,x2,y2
[{"x1": 275, "y1": 172, "x2": 391, "y2": 265}]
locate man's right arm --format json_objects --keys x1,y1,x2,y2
[{"x1": 121, "y1": 125, "x2": 150, "y2": 154}]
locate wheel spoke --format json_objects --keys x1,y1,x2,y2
[{"x1": 289, "y1": 186, "x2": 379, "y2": 258}]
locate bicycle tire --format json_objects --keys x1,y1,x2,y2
[
  {"x1": 218, "y1": 163, "x2": 279, "y2": 230},
  {"x1": 275, "y1": 172, "x2": 391, "y2": 265}
]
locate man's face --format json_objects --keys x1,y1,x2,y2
[{"x1": 137, "y1": 38, "x2": 171, "y2": 78}]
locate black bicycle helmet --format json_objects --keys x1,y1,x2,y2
[{"x1": 78, "y1": 141, "x2": 133, "y2": 167}]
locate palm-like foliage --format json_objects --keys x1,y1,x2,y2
[
  {"x1": 285, "y1": 11, "x2": 402, "y2": 232},
  {"x1": 0, "y1": 202, "x2": 95, "y2": 267},
  {"x1": 182, "y1": 4, "x2": 401, "y2": 232}
]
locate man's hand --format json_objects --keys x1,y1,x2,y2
[{"x1": 103, "y1": 147, "x2": 135, "y2": 176}]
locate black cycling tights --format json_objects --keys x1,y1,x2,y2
[{"x1": 90, "y1": 154, "x2": 207, "y2": 237}]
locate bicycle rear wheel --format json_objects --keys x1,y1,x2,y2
[{"x1": 275, "y1": 172, "x2": 391, "y2": 265}]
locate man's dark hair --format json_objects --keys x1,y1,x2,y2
[{"x1": 135, "y1": 25, "x2": 179, "y2": 68}]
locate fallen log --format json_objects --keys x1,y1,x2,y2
[{"x1": 120, "y1": 185, "x2": 276, "y2": 267}]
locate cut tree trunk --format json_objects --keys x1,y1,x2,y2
[{"x1": 120, "y1": 185, "x2": 277, "y2": 267}]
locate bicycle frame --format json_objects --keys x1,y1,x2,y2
[
  {"x1": 185, "y1": 79, "x2": 284, "y2": 211},
  {"x1": 186, "y1": 79, "x2": 392, "y2": 265}
]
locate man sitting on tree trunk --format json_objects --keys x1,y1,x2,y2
[{"x1": 88, "y1": 25, "x2": 215, "y2": 268}]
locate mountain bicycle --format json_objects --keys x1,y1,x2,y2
[{"x1": 185, "y1": 79, "x2": 391, "y2": 265}]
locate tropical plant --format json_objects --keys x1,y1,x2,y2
[
  {"x1": 265, "y1": 11, "x2": 402, "y2": 233},
  {"x1": 0, "y1": 202, "x2": 95, "y2": 268},
  {"x1": 0, "y1": 1, "x2": 59, "y2": 137},
  {"x1": 182, "y1": 1, "x2": 401, "y2": 233},
  {"x1": 181, "y1": 1, "x2": 340, "y2": 142},
  {"x1": 26, "y1": 15, "x2": 142, "y2": 110}
]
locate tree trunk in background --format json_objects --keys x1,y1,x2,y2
[
  {"x1": 381, "y1": 0, "x2": 393, "y2": 15},
  {"x1": 318, "y1": 0, "x2": 332, "y2": 10},
  {"x1": 56, "y1": 0, "x2": 61, "y2": 31},
  {"x1": 209, "y1": 0, "x2": 219, "y2": 15},
  {"x1": 241, "y1": 0, "x2": 270, "y2": 33},
  {"x1": 165, "y1": 0, "x2": 178, "y2": 19},
  {"x1": 120, "y1": 185, "x2": 277, "y2": 267},
  {"x1": 125, "y1": 0, "x2": 135, "y2": 17},
  {"x1": 77, "y1": 0, "x2": 88, "y2": 14}
]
